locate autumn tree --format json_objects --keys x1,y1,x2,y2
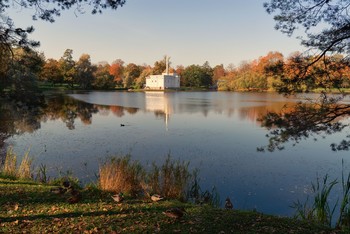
[
  {"x1": 176, "y1": 65, "x2": 185, "y2": 86},
  {"x1": 217, "y1": 53, "x2": 281, "y2": 92},
  {"x1": 0, "y1": 0, "x2": 125, "y2": 100},
  {"x1": 93, "y1": 63, "x2": 116, "y2": 89},
  {"x1": 152, "y1": 56, "x2": 167, "y2": 75},
  {"x1": 40, "y1": 59, "x2": 64, "y2": 85},
  {"x1": 260, "y1": 0, "x2": 350, "y2": 151},
  {"x1": 75, "y1": 53, "x2": 96, "y2": 89},
  {"x1": 109, "y1": 59, "x2": 124, "y2": 86},
  {"x1": 217, "y1": 64, "x2": 237, "y2": 91},
  {"x1": 212, "y1": 64, "x2": 226, "y2": 85}
]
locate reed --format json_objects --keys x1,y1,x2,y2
[
  {"x1": 99, "y1": 154, "x2": 144, "y2": 196},
  {"x1": 17, "y1": 149, "x2": 33, "y2": 179},
  {"x1": 336, "y1": 159, "x2": 350, "y2": 228},
  {"x1": 2, "y1": 147, "x2": 17, "y2": 178},
  {"x1": 188, "y1": 169, "x2": 221, "y2": 207},
  {"x1": 142, "y1": 162, "x2": 160, "y2": 196},
  {"x1": 290, "y1": 163, "x2": 350, "y2": 230},
  {"x1": 291, "y1": 197, "x2": 314, "y2": 221},
  {"x1": 0, "y1": 147, "x2": 34, "y2": 180},
  {"x1": 100, "y1": 154, "x2": 193, "y2": 200},
  {"x1": 35, "y1": 163, "x2": 49, "y2": 183},
  {"x1": 155, "y1": 154, "x2": 191, "y2": 200},
  {"x1": 311, "y1": 174, "x2": 338, "y2": 227},
  {"x1": 142, "y1": 155, "x2": 191, "y2": 200}
]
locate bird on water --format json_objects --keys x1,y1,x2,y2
[{"x1": 225, "y1": 197, "x2": 233, "y2": 209}]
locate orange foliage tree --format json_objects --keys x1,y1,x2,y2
[{"x1": 109, "y1": 59, "x2": 124, "y2": 86}]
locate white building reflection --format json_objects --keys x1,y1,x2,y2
[{"x1": 144, "y1": 91, "x2": 173, "y2": 130}]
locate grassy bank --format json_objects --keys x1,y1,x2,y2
[
  {"x1": 0, "y1": 148, "x2": 346, "y2": 233},
  {"x1": 0, "y1": 178, "x2": 340, "y2": 233}
]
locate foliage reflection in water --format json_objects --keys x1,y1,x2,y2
[{"x1": 1, "y1": 91, "x2": 349, "y2": 217}]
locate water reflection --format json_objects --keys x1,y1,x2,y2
[
  {"x1": 0, "y1": 91, "x2": 298, "y2": 145},
  {"x1": 0, "y1": 100, "x2": 44, "y2": 158},
  {"x1": 2, "y1": 91, "x2": 349, "y2": 217}
]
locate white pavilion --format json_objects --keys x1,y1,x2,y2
[{"x1": 145, "y1": 57, "x2": 180, "y2": 90}]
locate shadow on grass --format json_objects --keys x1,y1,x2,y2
[
  {"x1": 0, "y1": 201, "x2": 183, "y2": 223},
  {"x1": 0, "y1": 210, "x2": 122, "y2": 223}
]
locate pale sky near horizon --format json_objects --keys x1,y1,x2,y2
[{"x1": 9, "y1": 0, "x2": 305, "y2": 68}]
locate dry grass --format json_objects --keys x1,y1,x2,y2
[
  {"x1": 1, "y1": 147, "x2": 33, "y2": 180},
  {"x1": 99, "y1": 155, "x2": 144, "y2": 196},
  {"x1": 160, "y1": 154, "x2": 191, "y2": 200},
  {"x1": 18, "y1": 150, "x2": 33, "y2": 179},
  {"x1": 2, "y1": 147, "x2": 17, "y2": 178},
  {"x1": 99, "y1": 154, "x2": 191, "y2": 200}
]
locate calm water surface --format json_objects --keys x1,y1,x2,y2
[{"x1": 3, "y1": 91, "x2": 350, "y2": 217}]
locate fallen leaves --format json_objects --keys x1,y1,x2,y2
[{"x1": 0, "y1": 178, "x2": 342, "y2": 233}]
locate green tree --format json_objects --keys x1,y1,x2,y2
[
  {"x1": 0, "y1": 46, "x2": 12, "y2": 91},
  {"x1": 123, "y1": 63, "x2": 141, "y2": 88},
  {"x1": 260, "y1": 0, "x2": 350, "y2": 151},
  {"x1": 59, "y1": 49, "x2": 76, "y2": 88},
  {"x1": 75, "y1": 54, "x2": 96, "y2": 89},
  {"x1": 202, "y1": 61, "x2": 214, "y2": 87},
  {"x1": 135, "y1": 65, "x2": 152, "y2": 89},
  {"x1": 182, "y1": 63, "x2": 213, "y2": 88},
  {"x1": 7, "y1": 48, "x2": 45, "y2": 103}
]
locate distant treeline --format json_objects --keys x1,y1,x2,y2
[{"x1": 1, "y1": 48, "x2": 350, "y2": 96}]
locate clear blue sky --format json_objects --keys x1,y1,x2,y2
[{"x1": 9, "y1": 0, "x2": 304, "y2": 67}]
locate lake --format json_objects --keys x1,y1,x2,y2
[{"x1": 2, "y1": 91, "x2": 349, "y2": 217}]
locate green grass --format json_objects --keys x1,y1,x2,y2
[{"x1": 0, "y1": 178, "x2": 342, "y2": 233}]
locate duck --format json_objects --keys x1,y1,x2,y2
[
  {"x1": 62, "y1": 180, "x2": 72, "y2": 189},
  {"x1": 67, "y1": 188, "x2": 82, "y2": 204},
  {"x1": 67, "y1": 196, "x2": 81, "y2": 204},
  {"x1": 120, "y1": 124, "x2": 125, "y2": 127},
  {"x1": 111, "y1": 192, "x2": 124, "y2": 203},
  {"x1": 50, "y1": 186, "x2": 67, "y2": 195},
  {"x1": 163, "y1": 207, "x2": 186, "y2": 219},
  {"x1": 151, "y1": 194, "x2": 164, "y2": 202},
  {"x1": 225, "y1": 197, "x2": 233, "y2": 210}
]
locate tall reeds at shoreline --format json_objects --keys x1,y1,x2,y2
[
  {"x1": 98, "y1": 153, "x2": 220, "y2": 205},
  {"x1": 99, "y1": 155, "x2": 144, "y2": 196},
  {"x1": 145, "y1": 154, "x2": 191, "y2": 200},
  {"x1": 99, "y1": 154, "x2": 194, "y2": 201},
  {"x1": 291, "y1": 160, "x2": 350, "y2": 230},
  {"x1": 0, "y1": 147, "x2": 33, "y2": 180}
]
